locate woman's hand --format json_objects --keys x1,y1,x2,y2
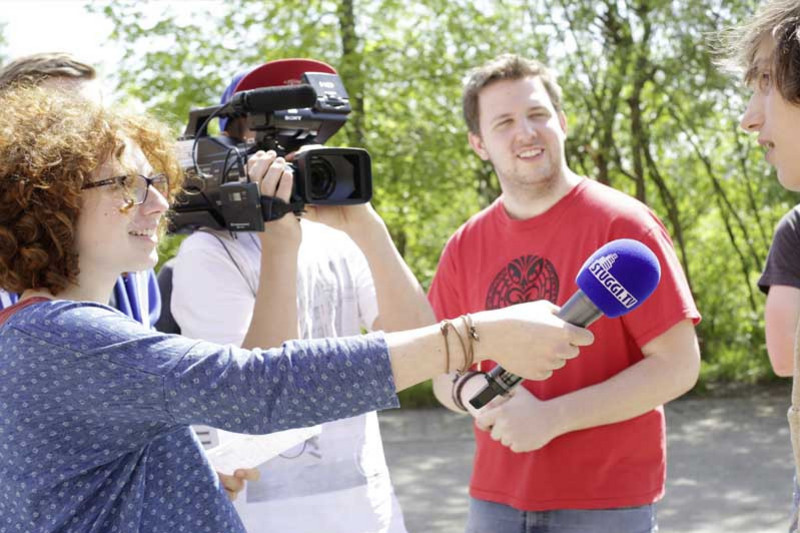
[
  {"x1": 474, "y1": 300, "x2": 594, "y2": 381},
  {"x1": 217, "y1": 468, "x2": 261, "y2": 501}
]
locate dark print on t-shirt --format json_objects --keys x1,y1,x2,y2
[{"x1": 485, "y1": 255, "x2": 559, "y2": 310}]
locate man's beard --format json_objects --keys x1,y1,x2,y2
[{"x1": 498, "y1": 163, "x2": 561, "y2": 198}]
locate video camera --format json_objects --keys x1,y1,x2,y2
[{"x1": 171, "y1": 59, "x2": 373, "y2": 232}]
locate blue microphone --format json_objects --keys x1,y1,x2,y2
[{"x1": 468, "y1": 239, "x2": 662, "y2": 409}]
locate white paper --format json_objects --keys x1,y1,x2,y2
[{"x1": 205, "y1": 425, "x2": 322, "y2": 475}]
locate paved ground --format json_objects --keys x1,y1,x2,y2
[{"x1": 378, "y1": 384, "x2": 796, "y2": 533}]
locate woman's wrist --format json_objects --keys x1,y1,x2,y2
[
  {"x1": 439, "y1": 313, "x2": 480, "y2": 374},
  {"x1": 468, "y1": 310, "x2": 495, "y2": 365}
]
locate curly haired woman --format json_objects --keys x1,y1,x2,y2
[{"x1": 0, "y1": 85, "x2": 592, "y2": 532}]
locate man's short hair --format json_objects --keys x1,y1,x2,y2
[
  {"x1": 462, "y1": 54, "x2": 564, "y2": 135},
  {"x1": 0, "y1": 52, "x2": 96, "y2": 90},
  {"x1": 720, "y1": 0, "x2": 800, "y2": 104}
]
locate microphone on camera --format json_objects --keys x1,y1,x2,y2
[
  {"x1": 468, "y1": 238, "x2": 662, "y2": 410},
  {"x1": 220, "y1": 84, "x2": 318, "y2": 116}
]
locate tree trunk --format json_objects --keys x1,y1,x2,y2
[
  {"x1": 337, "y1": 0, "x2": 366, "y2": 147},
  {"x1": 643, "y1": 144, "x2": 694, "y2": 295}
]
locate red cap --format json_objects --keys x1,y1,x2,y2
[{"x1": 234, "y1": 59, "x2": 337, "y2": 92}]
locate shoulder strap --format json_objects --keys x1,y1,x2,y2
[{"x1": 198, "y1": 229, "x2": 257, "y2": 297}]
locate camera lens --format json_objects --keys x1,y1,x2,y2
[{"x1": 309, "y1": 157, "x2": 337, "y2": 201}]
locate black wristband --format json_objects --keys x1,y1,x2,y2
[
  {"x1": 452, "y1": 371, "x2": 485, "y2": 412},
  {"x1": 260, "y1": 195, "x2": 305, "y2": 222}
]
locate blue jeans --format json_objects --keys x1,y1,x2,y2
[{"x1": 465, "y1": 497, "x2": 658, "y2": 533}]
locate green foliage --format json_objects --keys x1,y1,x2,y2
[
  {"x1": 97, "y1": 0, "x2": 785, "y2": 394},
  {"x1": 396, "y1": 380, "x2": 438, "y2": 409},
  {"x1": 156, "y1": 233, "x2": 186, "y2": 271}
]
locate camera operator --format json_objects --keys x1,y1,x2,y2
[
  {"x1": 0, "y1": 52, "x2": 160, "y2": 327},
  {"x1": 170, "y1": 61, "x2": 431, "y2": 532}
]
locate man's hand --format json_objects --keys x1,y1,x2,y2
[
  {"x1": 218, "y1": 468, "x2": 260, "y2": 501},
  {"x1": 303, "y1": 203, "x2": 380, "y2": 240},
  {"x1": 475, "y1": 387, "x2": 563, "y2": 453},
  {"x1": 248, "y1": 150, "x2": 300, "y2": 241}
]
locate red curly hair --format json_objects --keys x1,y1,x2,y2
[{"x1": 0, "y1": 85, "x2": 184, "y2": 294}]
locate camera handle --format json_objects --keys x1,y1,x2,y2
[
  {"x1": 219, "y1": 182, "x2": 303, "y2": 232},
  {"x1": 260, "y1": 195, "x2": 305, "y2": 223}
]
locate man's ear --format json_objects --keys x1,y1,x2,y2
[
  {"x1": 223, "y1": 116, "x2": 249, "y2": 140},
  {"x1": 558, "y1": 110, "x2": 568, "y2": 136},
  {"x1": 468, "y1": 131, "x2": 490, "y2": 161}
]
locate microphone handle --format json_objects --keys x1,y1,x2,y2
[
  {"x1": 557, "y1": 289, "x2": 605, "y2": 329},
  {"x1": 468, "y1": 290, "x2": 603, "y2": 410}
]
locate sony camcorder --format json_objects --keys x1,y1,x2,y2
[{"x1": 171, "y1": 60, "x2": 372, "y2": 232}]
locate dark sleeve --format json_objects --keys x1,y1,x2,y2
[{"x1": 759, "y1": 206, "x2": 800, "y2": 294}]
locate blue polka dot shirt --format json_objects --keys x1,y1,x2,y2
[{"x1": 0, "y1": 300, "x2": 399, "y2": 532}]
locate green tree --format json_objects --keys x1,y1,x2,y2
[
  {"x1": 95, "y1": 0, "x2": 785, "y2": 388},
  {"x1": 529, "y1": 0, "x2": 779, "y2": 383}
]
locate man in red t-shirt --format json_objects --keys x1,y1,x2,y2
[{"x1": 429, "y1": 54, "x2": 701, "y2": 533}]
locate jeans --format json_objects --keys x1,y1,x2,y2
[
  {"x1": 790, "y1": 476, "x2": 799, "y2": 533},
  {"x1": 465, "y1": 497, "x2": 658, "y2": 533}
]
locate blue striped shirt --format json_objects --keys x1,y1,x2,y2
[{"x1": 0, "y1": 291, "x2": 17, "y2": 308}]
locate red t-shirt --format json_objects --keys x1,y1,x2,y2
[{"x1": 428, "y1": 178, "x2": 700, "y2": 510}]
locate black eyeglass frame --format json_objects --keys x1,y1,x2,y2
[{"x1": 81, "y1": 173, "x2": 170, "y2": 205}]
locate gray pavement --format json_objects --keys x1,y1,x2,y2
[{"x1": 378, "y1": 385, "x2": 795, "y2": 533}]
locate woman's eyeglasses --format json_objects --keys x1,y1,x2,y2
[{"x1": 81, "y1": 173, "x2": 170, "y2": 205}]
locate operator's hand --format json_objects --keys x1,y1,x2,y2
[
  {"x1": 474, "y1": 300, "x2": 594, "y2": 381},
  {"x1": 248, "y1": 150, "x2": 300, "y2": 242},
  {"x1": 303, "y1": 202, "x2": 378, "y2": 236},
  {"x1": 218, "y1": 468, "x2": 260, "y2": 501},
  {"x1": 475, "y1": 386, "x2": 564, "y2": 453}
]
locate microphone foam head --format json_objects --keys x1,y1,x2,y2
[{"x1": 575, "y1": 239, "x2": 661, "y2": 318}]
